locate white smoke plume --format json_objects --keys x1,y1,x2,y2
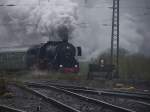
[
  {"x1": 120, "y1": 14, "x2": 143, "y2": 53},
  {"x1": 1, "y1": 0, "x2": 150, "y2": 61},
  {"x1": 0, "y1": 0, "x2": 78, "y2": 46}
]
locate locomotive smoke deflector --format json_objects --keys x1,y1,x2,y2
[{"x1": 77, "y1": 47, "x2": 82, "y2": 56}]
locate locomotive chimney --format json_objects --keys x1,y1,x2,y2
[{"x1": 57, "y1": 26, "x2": 69, "y2": 42}]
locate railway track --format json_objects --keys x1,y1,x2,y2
[
  {"x1": 25, "y1": 82, "x2": 150, "y2": 112},
  {"x1": 14, "y1": 83, "x2": 81, "y2": 112},
  {"x1": 44, "y1": 82, "x2": 150, "y2": 108},
  {"x1": 0, "y1": 104, "x2": 25, "y2": 112},
  {"x1": 65, "y1": 88, "x2": 150, "y2": 111},
  {"x1": 1, "y1": 81, "x2": 149, "y2": 112},
  {"x1": 57, "y1": 87, "x2": 150, "y2": 101},
  {"x1": 25, "y1": 82, "x2": 137, "y2": 112},
  {"x1": 35, "y1": 81, "x2": 150, "y2": 99},
  {"x1": 40, "y1": 81, "x2": 150, "y2": 96},
  {"x1": 0, "y1": 83, "x2": 78, "y2": 112}
]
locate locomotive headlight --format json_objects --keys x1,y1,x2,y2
[
  {"x1": 74, "y1": 65, "x2": 78, "y2": 68},
  {"x1": 59, "y1": 65, "x2": 63, "y2": 68},
  {"x1": 66, "y1": 46, "x2": 70, "y2": 49}
]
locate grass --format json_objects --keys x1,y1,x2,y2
[{"x1": 0, "y1": 61, "x2": 150, "y2": 90}]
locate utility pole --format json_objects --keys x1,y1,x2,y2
[{"x1": 111, "y1": 0, "x2": 120, "y2": 78}]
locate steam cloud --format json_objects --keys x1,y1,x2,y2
[
  {"x1": 0, "y1": 0, "x2": 150, "y2": 61},
  {"x1": 0, "y1": 0, "x2": 78, "y2": 46}
]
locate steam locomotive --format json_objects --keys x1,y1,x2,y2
[
  {"x1": 26, "y1": 40, "x2": 82, "y2": 73},
  {"x1": 0, "y1": 26, "x2": 81, "y2": 73}
]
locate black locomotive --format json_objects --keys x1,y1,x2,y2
[
  {"x1": 26, "y1": 40, "x2": 81, "y2": 73},
  {"x1": 0, "y1": 26, "x2": 81, "y2": 73}
]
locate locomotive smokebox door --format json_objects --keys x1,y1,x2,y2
[{"x1": 77, "y1": 47, "x2": 82, "y2": 56}]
